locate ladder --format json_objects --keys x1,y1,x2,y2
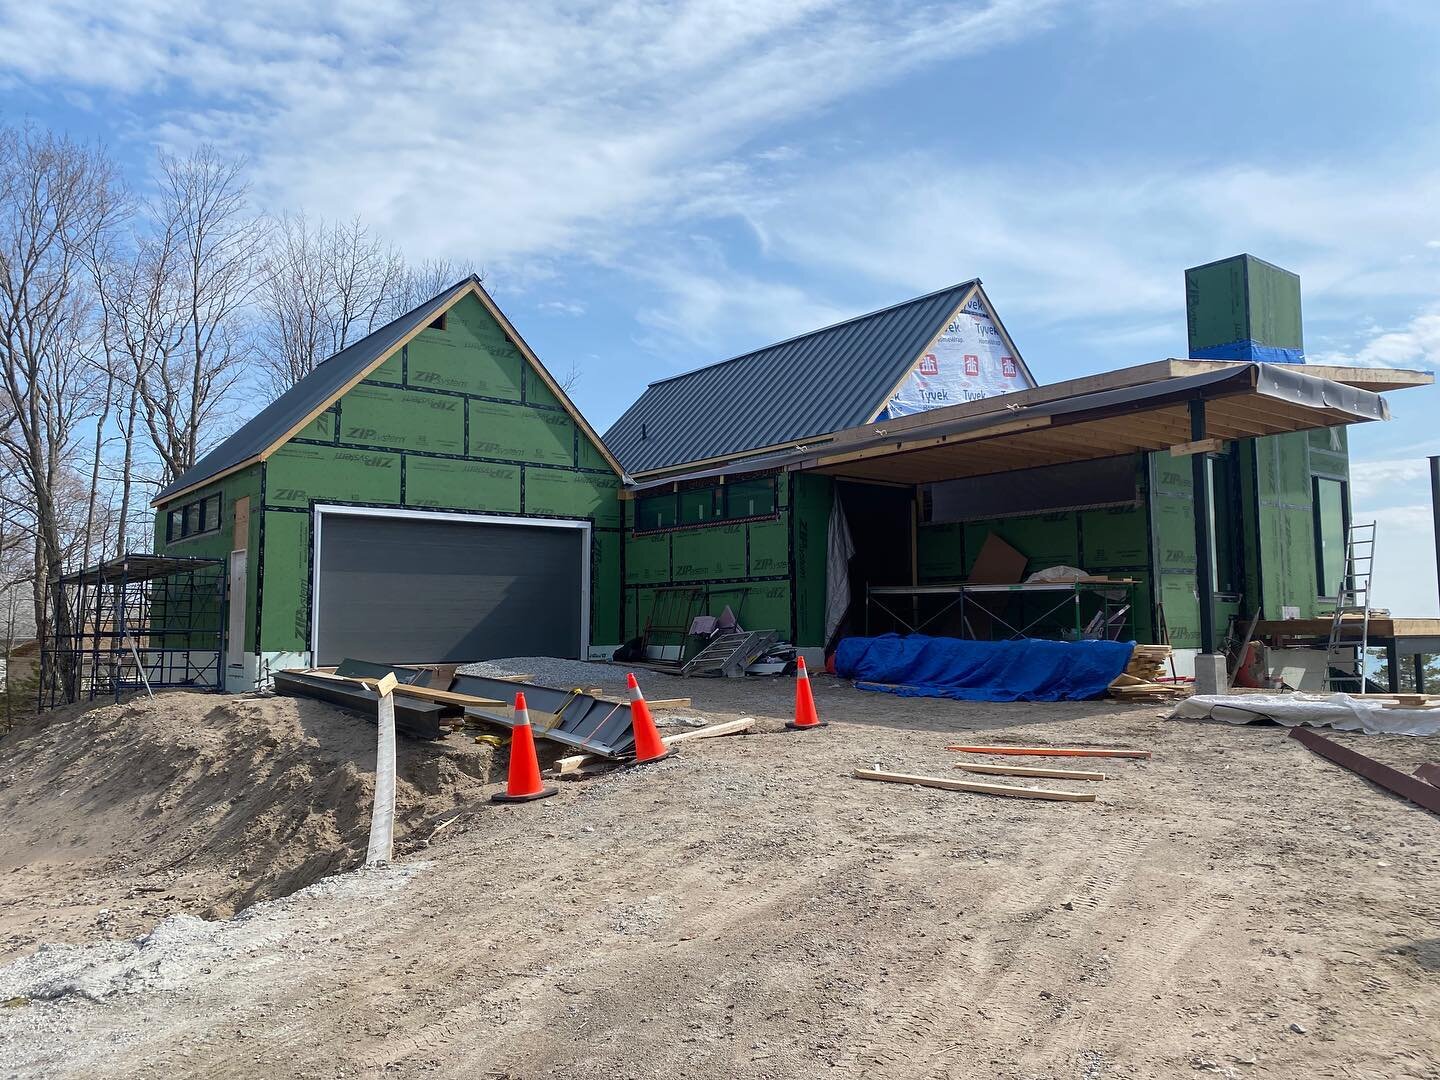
[
  {"x1": 682, "y1": 629, "x2": 780, "y2": 678},
  {"x1": 1325, "y1": 522, "x2": 1376, "y2": 693}
]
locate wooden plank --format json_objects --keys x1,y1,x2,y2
[
  {"x1": 338, "y1": 672, "x2": 505, "y2": 708},
  {"x1": 372, "y1": 672, "x2": 398, "y2": 698},
  {"x1": 645, "y1": 697, "x2": 692, "y2": 709},
  {"x1": 1289, "y1": 728, "x2": 1440, "y2": 816},
  {"x1": 955, "y1": 763, "x2": 1107, "y2": 782},
  {"x1": 660, "y1": 717, "x2": 755, "y2": 745},
  {"x1": 854, "y1": 768, "x2": 1097, "y2": 803},
  {"x1": 945, "y1": 744, "x2": 1151, "y2": 760}
]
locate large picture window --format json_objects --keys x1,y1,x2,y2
[{"x1": 1312, "y1": 476, "x2": 1349, "y2": 598}]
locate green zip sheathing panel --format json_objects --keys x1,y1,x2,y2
[
  {"x1": 166, "y1": 291, "x2": 625, "y2": 659},
  {"x1": 621, "y1": 473, "x2": 797, "y2": 643},
  {"x1": 1250, "y1": 428, "x2": 1350, "y2": 618},
  {"x1": 152, "y1": 463, "x2": 261, "y2": 653},
  {"x1": 1148, "y1": 452, "x2": 1200, "y2": 647}
]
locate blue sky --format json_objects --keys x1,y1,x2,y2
[{"x1": 2, "y1": 0, "x2": 1438, "y2": 612}]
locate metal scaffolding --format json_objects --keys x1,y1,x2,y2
[{"x1": 39, "y1": 554, "x2": 226, "y2": 708}]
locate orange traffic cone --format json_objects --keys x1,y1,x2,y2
[
  {"x1": 626, "y1": 672, "x2": 672, "y2": 764},
  {"x1": 786, "y1": 656, "x2": 828, "y2": 730},
  {"x1": 491, "y1": 692, "x2": 558, "y2": 802}
]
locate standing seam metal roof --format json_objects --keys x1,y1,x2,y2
[
  {"x1": 153, "y1": 278, "x2": 476, "y2": 504},
  {"x1": 603, "y1": 281, "x2": 980, "y2": 474}
]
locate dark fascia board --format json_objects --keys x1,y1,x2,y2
[{"x1": 627, "y1": 363, "x2": 1388, "y2": 493}]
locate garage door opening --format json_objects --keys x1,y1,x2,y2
[{"x1": 312, "y1": 508, "x2": 588, "y2": 666}]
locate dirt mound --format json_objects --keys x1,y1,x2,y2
[{"x1": 0, "y1": 691, "x2": 496, "y2": 961}]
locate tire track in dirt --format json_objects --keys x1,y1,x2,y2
[{"x1": 850, "y1": 832, "x2": 1156, "y2": 1080}]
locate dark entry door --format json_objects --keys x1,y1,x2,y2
[{"x1": 315, "y1": 512, "x2": 584, "y2": 665}]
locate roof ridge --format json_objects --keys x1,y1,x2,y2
[{"x1": 644, "y1": 279, "x2": 980, "y2": 388}]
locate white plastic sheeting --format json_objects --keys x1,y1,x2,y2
[
  {"x1": 1172, "y1": 693, "x2": 1440, "y2": 737},
  {"x1": 824, "y1": 497, "x2": 856, "y2": 648},
  {"x1": 883, "y1": 294, "x2": 1035, "y2": 417}
]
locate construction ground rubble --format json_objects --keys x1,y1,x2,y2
[{"x1": 1, "y1": 648, "x2": 1438, "y2": 1080}]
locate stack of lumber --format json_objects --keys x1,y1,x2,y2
[{"x1": 1108, "y1": 645, "x2": 1185, "y2": 700}]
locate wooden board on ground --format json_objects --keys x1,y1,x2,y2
[
  {"x1": 855, "y1": 768, "x2": 1097, "y2": 803},
  {"x1": 955, "y1": 762, "x2": 1107, "y2": 782},
  {"x1": 946, "y1": 744, "x2": 1151, "y2": 760},
  {"x1": 645, "y1": 697, "x2": 692, "y2": 709}
]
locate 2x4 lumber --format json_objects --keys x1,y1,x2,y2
[
  {"x1": 338, "y1": 672, "x2": 505, "y2": 708},
  {"x1": 854, "y1": 768, "x2": 1097, "y2": 803},
  {"x1": 645, "y1": 697, "x2": 692, "y2": 708},
  {"x1": 945, "y1": 744, "x2": 1152, "y2": 760},
  {"x1": 1289, "y1": 727, "x2": 1440, "y2": 816},
  {"x1": 954, "y1": 762, "x2": 1107, "y2": 781},
  {"x1": 1169, "y1": 437, "x2": 1226, "y2": 457}
]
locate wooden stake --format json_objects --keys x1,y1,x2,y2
[
  {"x1": 945, "y1": 744, "x2": 1151, "y2": 760},
  {"x1": 855, "y1": 768, "x2": 1097, "y2": 803},
  {"x1": 955, "y1": 762, "x2": 1107, "y2": 782}
]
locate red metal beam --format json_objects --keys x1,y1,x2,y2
[
  {"x1": 1415, "y1": 762, "x2": 1440, "y2": 788},
  {"x1": 1289, "y1": 728, "x2": 1440, "y2": 815}
]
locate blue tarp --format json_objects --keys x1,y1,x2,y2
[{"x1": 833, "y1": 634, "x2": 1135, "y2": 702}]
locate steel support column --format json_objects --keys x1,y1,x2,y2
[
  {"x1": 1190, "y1": 399, "x2": 1216, "y2": 655},
  {"x1": 1430, "y1": 455, "x2": 1440, "y2": 614}
]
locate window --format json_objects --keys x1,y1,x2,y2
[
  {"x1": 636, "y1": 492, "x2": 676, "y2": 531},
  {"x1": 725, "y1": 478, "x2": 777, "y2": 519},
  {"x1": 1207, "y1": 455, "x2": 1239, "y2": 594},
  {"x1": 1313, "y1": 477, "x2": 1349, "y2": 597},
  {"x1": 678, "y1": 487, "x2": 717, "y2": 526},
  {"x1": 633, "y1": 476, "x2": 779, "y2": 534},
  {"x1": 166, "y1": 493, "x2": 222, "y2": 543}
]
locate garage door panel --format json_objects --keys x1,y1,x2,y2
[{"x1": 316, "y1": 514, "x2": 583, "y2": 665}]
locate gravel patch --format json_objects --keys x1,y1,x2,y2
[{"x1": 457, "y1": 655, "x2": 687, "y2": 692}]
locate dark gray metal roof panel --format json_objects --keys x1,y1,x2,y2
[
  {"x1": 629, "y1": 362, "x2": 1389, "y2": 491},
  {"x1": 154, "y1": 278, "x2": 476, "y2": 504},
  {"x1": 605, "y1": 281, "x2": 978, "y2": 474}
]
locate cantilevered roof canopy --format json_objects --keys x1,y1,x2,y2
[{"x1": 629, "y1": 360, "x2": 1413, "y2": 493}]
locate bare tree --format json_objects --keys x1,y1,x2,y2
[
  {"x1": 0, "y1": 124, "x2": 121, "y2": 645},
  {"x1": 130, "y1": 146, "x2": 267, "y2": 484},
  {"x1": 390, "y1": 258, "x2": 479, "y2": 317},
  {"x1": 257, "y1": 213, "x2": 406, "y2": 397}
]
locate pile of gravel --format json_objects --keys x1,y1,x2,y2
[{"x1": 456, "y1": 656, "x2": 683, "y2": 692}]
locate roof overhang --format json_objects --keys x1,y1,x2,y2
[{"x1": 628, "y1": 361, "x2": 1397, "y2": 493}]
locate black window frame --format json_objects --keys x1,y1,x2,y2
[
  {"x1": 1311, "y1": 475, "x2": 1350, "y2": 599},
  {"x1": 166, "y1": 492, "x2": 223, "y2": 544}
]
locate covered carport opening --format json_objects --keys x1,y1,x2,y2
[{"x1": 806, "y1": 363, "x2": 1389, "y2": 653}]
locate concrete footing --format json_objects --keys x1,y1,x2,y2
[{"x1": 1193, "y1": 653, "x2": 1227, "y2": 695}]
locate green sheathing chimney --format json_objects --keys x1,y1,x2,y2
[
  {"x1": 622, "y1": 472, "x2": 811, "y2": 645},
  {"x1": 1185, "y1": 254, "x2": 1303, "y2": 362},
  {"x1": 248, "y1": 292, "x2": 622, "y2": 661},
  {"x1": 1186, "y1": 254, "x2": 1348, "y2": 621}
]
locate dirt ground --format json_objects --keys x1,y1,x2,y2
[{"x1": 0, "y1": 673, "x2": 1437, "y2": 1080}]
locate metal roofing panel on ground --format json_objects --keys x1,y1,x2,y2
[
  {"x1": 153, "y1": 278, "x2": 477, "y2": 504},
  {"x1": 604, "y1": 281, "x2": 979, "y2": 475}
]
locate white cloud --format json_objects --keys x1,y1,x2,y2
[
  {"x1": 0, "y1": 0, "x2": 1065, "y2": 268},
  {"x1": 1323, "y1": 310, "x2": 1440, "y2": 369}
]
